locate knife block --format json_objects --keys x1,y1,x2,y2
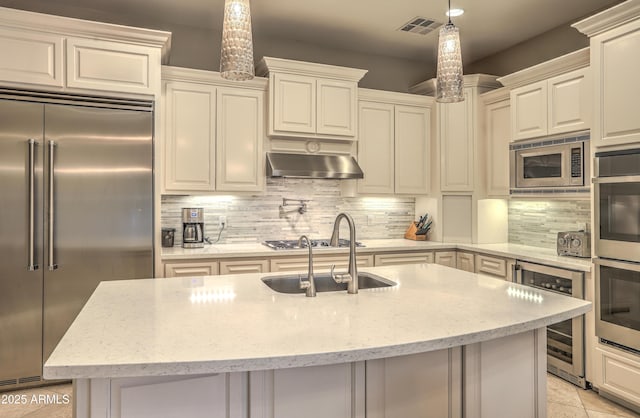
[{"x1": 404, "y1": 222, "x2": 426, "y2": 241}]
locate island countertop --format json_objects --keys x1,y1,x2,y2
[{"x1": 43, "y1": 263, "x2": 591, "y2": 380}]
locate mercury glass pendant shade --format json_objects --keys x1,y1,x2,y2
[
  {"x1": 436, "y1": 22, "x2": 464, "y2": 103},
  {"x1": 220, "y1": 0, "x2": 254, "y2": 81}
]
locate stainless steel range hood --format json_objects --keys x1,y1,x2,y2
[{"x1": 266, "y1": 152, "x2": 364, "y2": 179}]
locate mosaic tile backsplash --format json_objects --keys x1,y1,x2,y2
[
  {"x1": 162, "y1": 178, "x2": 415, "y2": 246},
  {"x1": 508, "y1": 200, "x2": 591, "y2": 249}
]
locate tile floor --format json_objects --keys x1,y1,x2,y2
[{"x1": 1, "y1": 374, "x2": 638, "y2": 417}]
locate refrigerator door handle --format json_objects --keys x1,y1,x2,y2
[
  {"x1": 48, "y1": 140, "x2": 57, "y2": 271},
  {"x1": 27, "y1": 139, "x2": 39, "y2": 271}
]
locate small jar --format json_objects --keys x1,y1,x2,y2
[{"x1": 161, "y1": 228, "x2": 175, "y2": 247}]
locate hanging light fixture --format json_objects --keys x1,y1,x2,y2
[
  {"x1": 436, "y1": 0, "x2": 464, "y2": 102},
  {"x1": 220, "y1": 0, "x2": 254, "y2": 81}
]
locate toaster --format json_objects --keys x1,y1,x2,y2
[{"x1": 557, "y1": 231, "x2": 590, "y2": 258}]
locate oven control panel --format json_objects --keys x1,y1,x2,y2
[{"x1": 557, "y1": 231, "x2": 590, "y2": 258}]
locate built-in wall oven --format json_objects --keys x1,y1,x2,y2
[
  {"x1": 515, "y1": 261, "x2": 586, "y2": 388},
  {"x1": 594, "y1": 148, "x2": 640, "y2": 355}
]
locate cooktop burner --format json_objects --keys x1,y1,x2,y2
[{"x1": 263, "y1": 239, "x2": 365, "y2": 250}]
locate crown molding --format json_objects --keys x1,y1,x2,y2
[
  {"x1": 358, "y1": 88, "x2": 434, "y2": 107},
  {"x1": 572, "y1": 0, "x2": 640, "y2": 37},
  {"x1": 162, "y1": 66, "x2": 268, "y2": 90},
  {"x1": 0, "y1": 6, "x2": 172, "y2": 63},
  {"x1": 480, "y1": 87, "x2": 510, "y2": 105},
  {"x1": 256, "y1": 57, "x2": 368, "y2": 82},
  {"x1": 497, "y1": 48, "x2": 589, "y2": 89},
  {"x1": 408, "y1": 74, "x2": 501, "y2": 96}
]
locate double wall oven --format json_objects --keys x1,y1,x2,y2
[
  {"x1": 594, "y1": 148, "x2": 640, "y2": 355},
  {"x1": 515, "y1": 261, "x2": 586, "y2": 387}
]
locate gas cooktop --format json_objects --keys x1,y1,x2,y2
[{"x1": 263, "y1": 239, "x2": 365, "y2": 250}]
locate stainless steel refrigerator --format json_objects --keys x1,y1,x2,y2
[{"x1": 0, "y1": 90, "x2": 153, "y2": 390}]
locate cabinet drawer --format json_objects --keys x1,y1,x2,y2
[
  {"x1": 456, "y1": 252, "x2": 475, "y2": 273},
  {"x1": 67, "y1": 37, "x2": 160, "y2": 95},
  {"x1": 219, "y1": 259, "x2": 269, "y2": 275},
  {"x1": 374, "y1": 252, "x2": 434, "y2": 267},
  {"x1": 270, "y1": 254, "x2": 373, "y2": 273},
  {"x1": 475, "y1": 255, "x2": 508, "y2": 278},
  {"x1": 434, "y1": 251, "x2": 456, "y2": 269},
  {"x1": 164, "y1": 261, "x2": 219, "y2": 278},
  {"x1": 0, "y1": 28, "x2": 63, "y2": 87},
  {"x1": 598, "y1": 347, "x2": 640, "y2": 406}
]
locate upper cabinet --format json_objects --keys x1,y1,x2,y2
[
  {"x1": 257, "y1": 57, "x2": 367, "y2": 140},
  {"x1": 0, "y1": 7, "x2": 170, "y2": 98},
  {"x1": 573, "y1": 1, "x2": 640, "y2": 148},
  {"x1": 357, "y1": 89, "x2": 433, "y2": 195},
  {"x1": 481, "y1": 89, "x2": 511, "y2": 197},
  {"x1": 162, "y1": 67, "x2": 266, "y2": 194},
  {"x1": 499, "y1": 49, "x2": 590, "y2": 142}
]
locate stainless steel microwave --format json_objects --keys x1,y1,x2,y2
[{"x1": 510, "y1": 137, "x2": 589, "y2": 190}]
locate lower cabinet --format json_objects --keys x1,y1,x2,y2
[
  {"x1": 456, "y1": 252, "x2": 475, "y2": 273},
  {"x1": 475, "y1": 254, "x2": 515, "y2": 281},
  {"x1": 435, "y1": 251, "x2": 457, "y2": 268},
  {"x1": 270, "y1": 254, "x2": 374, "y2": 272},
  {"x1": 219, "y1": 259, "x2": 268, "y2": 275},
  {"x1": 164, "y1": 261, "x2": 219, "y2": 278},
  {"x1": 374, "y1": 251, "x2": 434, "y2": 266},
  {"x1": 593, "y1": 345, "x2": 640, "y2": 409}
]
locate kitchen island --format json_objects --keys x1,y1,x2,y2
[{"x1": 44, "y1": 263, "x2": 590, "y2": 418}]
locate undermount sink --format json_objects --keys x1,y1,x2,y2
[{"x1": 261, "y1": 272, "x2": 396, "y2": 294}]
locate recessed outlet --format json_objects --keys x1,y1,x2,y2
[{"x1": 219, "y1": 216, "x2": 227, "y2": 227}]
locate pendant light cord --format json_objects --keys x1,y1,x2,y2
[{"x1": 448, "y1": 0, "x2": 452, "y2": 24}]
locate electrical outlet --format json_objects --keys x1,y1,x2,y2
[{"x1": 219, "y1": 216, "x2": 227, "y2": 227}]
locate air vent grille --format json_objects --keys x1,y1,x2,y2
[
  {"x1": 19, "y1": 376, "x2": 42, "y2": 384},
  {"x1": 0, "y1": 379, "x2": 18, "y2": 387},
  {"x1": 398, "y1": 17, "x2": 442, "y2": 35}
]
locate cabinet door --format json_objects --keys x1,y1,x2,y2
[
  {"x1": 357, "y1": 101, "x2": 395, "y2": 194},
  {"x1": 434, "y1": 251, "x2": 456, "y2": 269},
  {"x1": 164, "y1": 261, "x2": 219, "y2": 278},
  {"x1": 440, "y1": 90, "x2": 473, "y2": 192},
  {"x1": 66, "y1": 37, "x2": 160, "y2": 95},
  {"x1": 272, "y1": 73, "x2": 316, "y2": 134},
  {"x1": 592, "y1": 19, "x2": 640, "y2": 147},
  {"x1": 216, "y1": 87, "x2": 264, "y2": 192},
  {"x1": 456, "y1": 252, "x2": 475, "y2": 273},
  {"x1": 511, "y1": 80, "x2": 548, "y2": 141},
  {"x1": 475, "y1": 254, "x2": 508, "y2": 279},
  {"x1": 164, "y1": 82, "x2": 216, "y2": 192},
  {"x1": 548, "y1": 68, "x2": 589, "y2": 136},
  {"x1": 485, "y1": 99, "x2": 511, "y2": 197},
  {"x1": 317, "y1": 79, "x2": 356, "y2": 136},
  {"x1": 270, "y1": 254, "x2": 373, "y2": 272},
  {"x1": 0, "y1": 28, "x2": 63, "y2": 87},
  {"x1": 219, "y1": 259, "x2": 269, "y2": 275},
  {"x1": 374, "y1": 252, "x2": 434, "y2": 266},
  {"x1": 395, "y1": 105, "x2": 431, "y2": 194}
]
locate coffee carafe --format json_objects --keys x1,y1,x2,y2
[{"x1": 182, "y1": 208, "x2": 204, "y2": 248}]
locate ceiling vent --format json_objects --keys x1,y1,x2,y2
[{"x1": 397, "y1": 17, "x2": 442, "y2": 35}]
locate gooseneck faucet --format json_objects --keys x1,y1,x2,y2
[
  {"x1": 329, "y1": 213, "x2": 358, "y2": 294},
  {"x1": 297, "y1": 235, "x2": 316, "y2": 297}
]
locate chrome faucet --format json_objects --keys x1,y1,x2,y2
[
  {"x1": 329, "y1": 213, "x2": 358, "y2": 294},
  {"x1": 297, "y1": 235, "x2": 316, "y2": 297}
]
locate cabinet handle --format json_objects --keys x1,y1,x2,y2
[
  {"x1": 48, "y1": 140, "x2": 58, "y2": 271},
  {"x1": 27, "y1": 139, "x2": 38, "y2": 271}
]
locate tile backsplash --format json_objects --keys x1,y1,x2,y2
[
  {"x1": 162, "y1": 178, "x2": 415, "y2": 246},
  {"x1": 508, "y1": 200, "x2": 591, "y2": 249}
]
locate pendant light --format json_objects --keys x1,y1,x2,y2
[
  {"x1": 220, "y1": 0, "x2": 254, "y2": 81},
  {"x1": 436, "y1": 0, "x2": 464, "y2": 102}
]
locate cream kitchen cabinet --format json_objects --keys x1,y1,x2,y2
[
  {"x1": 475, "y1": 253, "x2": 515, "y2": 281},
  {"x1": 0, "y1": 8, "x2": 169, "y2": 97},
  {"x1": 357, "y1": 89, "x2": 433, "y2": 195},
  {"x1": 434, "y1": 251, "x2": 457, "y2": 269},
  {"x1": 257, "y1": 57, "x2": 367, "y2": 140},
  {"x1": 270, "y1": 254, "x2": 374, "y2": 272},
  {"x1": 162, "y1": 67, "x2": 266, "y2": 194},
  {"x1": 456, "y1": 251, "x2": 475, "y2": 273},
  {"x1": 574, "y1": 3, "x2": 640, "y2": 148},
  {"x1": 374, "y1": 251, "x2": 434, "y2": 266},
  {"x1": 164, "y1": 261, "x2": 219, "y2": 278},
  {"x1": 482, "y1": 89, "x2": 511, "y2": 197},
  {"x1": 507, "y1": 59, "x2": 589, "y2": 141},
  {"x1": 219, "y1": 259, "x2": 269, "y2": 275}
]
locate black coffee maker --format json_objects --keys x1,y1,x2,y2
[{"x1": 182, "y1": 208, "x2": 204, "y2": 248}]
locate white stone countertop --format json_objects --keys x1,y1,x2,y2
[
  {"x1": 43, "y1": 263, "x2": 591, "y2": 379},
  {"x1": 161, "y1": 239, "x2": 592, "y2": 272}
]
